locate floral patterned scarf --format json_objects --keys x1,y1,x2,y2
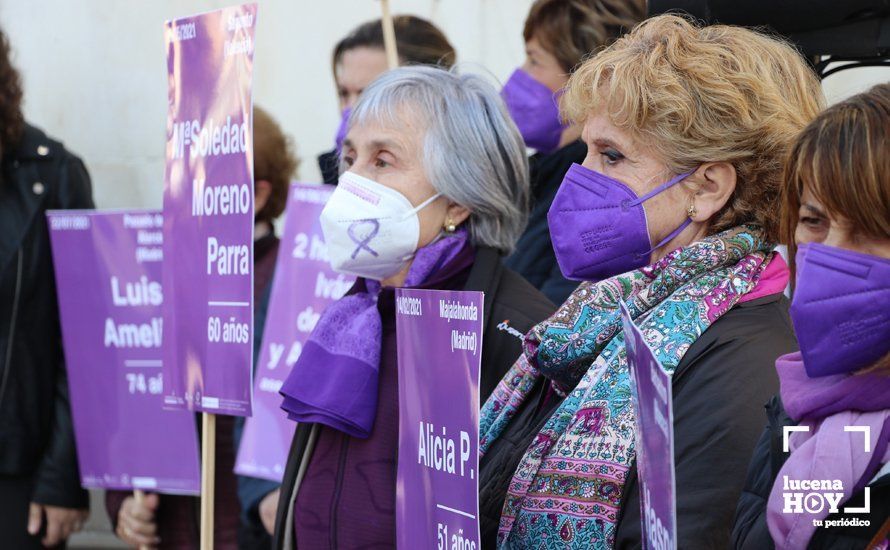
[{"x1": 480, "y1": 225, "x2": 775, "y2": 548}]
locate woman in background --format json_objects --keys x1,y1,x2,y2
[
  {"x1": 503, "y1": 0, "x2": 645, "y2": 304},
  {"x1": 733, "y1": 83, "x2": 890, "y2": 550},
  {"x1": 317, "y1": 15, "x2": 455, "y2": 184}
]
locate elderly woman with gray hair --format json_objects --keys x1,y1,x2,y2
[{"x1": 272, "y1": 66, "x2": 555, "y2": 549}]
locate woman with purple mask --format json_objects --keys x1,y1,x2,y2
[
  {"x1": 501, "y1": 0, "x2": 645, "y2": 305},
  {"x1": 317, "y1": 16, "x2": 456, "y2": 184},
  {"x1": 479, "y1": 15, "x2": 825, "y2": 548},
  {"x1": 273, "y1": 66, "x2": 554, "y2": 550},
  {"x1": 733, "y1": 83, "x2": 890, "y2": 550}
]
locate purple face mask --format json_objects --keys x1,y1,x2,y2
[
  {"x1": 790, "y1": 242, "x2": 890, "y2": 377},
  {"x1": 502, "y1": 68, "x2": 567, "y2": 154},
  {"x1": 334, "y1": 106, "x2": 351, "y2": 151},
  {"x1": 547, "y1": 163, "x2": 695, "y2": 281}
]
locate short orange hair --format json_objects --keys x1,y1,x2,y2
[{"x1": 563, "y1": 14, "x2": 825, "y2": 242}]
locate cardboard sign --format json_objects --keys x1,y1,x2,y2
[
  {"x1": 395, "y1": 289, "x2": 484, "y2": 550},
  {"x1": 235, "y1": 183, "x2": 352, "y2": 480},
  {"x1": 620, "y1": 302, "x2": 677, "y2": 550},
  {"x1": 47, "y1": 210, "x2": 200, "y2": 494},
  {"x1": 162, "y1": 3, "x2": 257, "y2": 415}
]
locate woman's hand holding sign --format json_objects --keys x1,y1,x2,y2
[{"x1": 116, "y1": 492, "x2": 160, "y2": 548}]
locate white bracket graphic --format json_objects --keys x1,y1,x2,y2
[
  {"x1": 783, "y1": 425, "x2": 810, "y2": 452},
  {"x1": 781, "y1": 425, "x2": 873, "y2": 515},
  {"x1": 843, "y1": 425, "x2": 872, "y2": 453},
  {"x1": 845, "y1": 487, "x2": 871, "y2": 514}
]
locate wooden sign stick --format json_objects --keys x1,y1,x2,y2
[
  {"x1": 380, "y1": 0, "x2": 399, "y2": 69},
  {"x1": 200, "y1": 412, "x2": 216, "y2": 550},
  {"x1": 133, "y1": 490, "x2": 149, "y2": 550}
]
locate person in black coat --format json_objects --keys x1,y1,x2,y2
[
  {"x1": 0, "y1": 27, "x2": 94, "y2": 549},
  {"x1": 317, "y1": 16, "x2": 456, "y2": 185},
  {"x1": 501, "y1": 0, "x2": 645, "y2": 304},
  {"x1": 733, "y1": 83, "x2": 890, "y2": 550}
]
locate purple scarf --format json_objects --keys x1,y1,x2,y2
[
  {"x1": 767, "y1": 352, "x2": 890, "y2": 549},
  {"x1": 279, "y1": 230, "x2": 468, "y2": 438}
]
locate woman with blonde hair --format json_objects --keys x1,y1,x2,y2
[
  {"x1": 733, "y1": 83, "x2": 890, "y2": 550},
  {"x1": 478, "y1": 14, "x2": 824, "y2": 548}
]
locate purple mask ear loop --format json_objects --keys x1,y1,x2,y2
[
  {"x1": 629, "y1": 168, "x2": 697, "y2": 258},
  {"x1": 628, "y1": 169, "x2": 696, "y2": 207},
  {"x1": 641, "y1": 218, "x2": 693, "y2": 258}
]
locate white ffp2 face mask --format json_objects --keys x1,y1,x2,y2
[{"x1": 319, "y1": 171, "x2": 441, "y2": 281}]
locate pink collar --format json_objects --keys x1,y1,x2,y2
[{"x1": 740, "y1": 253, "x2": 789, "y2": 303}]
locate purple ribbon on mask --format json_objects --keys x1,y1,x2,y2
[{"x1": 347, "y1": 219, "x2": 380, "y2": 259}]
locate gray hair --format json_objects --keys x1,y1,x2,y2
[{"x1": 348, "y1": 65, "x2": 530, "y2": 255}]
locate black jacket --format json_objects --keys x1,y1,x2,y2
[
  {"x1": 0, "y1": 124, "x2": 94, "y2": 508},
  {"x1": 479, "y1": 293, "x2": 796, "y2": 549},
  {"x1": 732, "y1": 396, "x2": 890, "y2": 549},
  {"x1": 272, "y1": 247, "x2": 556, "y2": 549},
  {"x1": 505, "y1": 140, "x2": 586, "y2": 305}
]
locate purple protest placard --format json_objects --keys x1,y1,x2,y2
[
  {"x1": 47, "y1": 210, "x2": 200, "y2": 494},
  {"x1": 619, "y1": 302, "x2": 677, "y2": 550},
  {"x1": 395, "y1": 289, "x2": 483, "y2": 550},
  {"x1": 162, "y1": 4, "x2": 257, "y2": 415},
  {"x1": 235, "y1": 183, "x2": 353, "y2": 481}
]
